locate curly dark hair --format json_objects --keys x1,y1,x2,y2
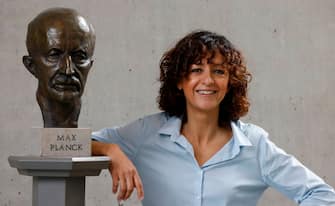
[{"x1": 157, "y1": 30, "x2": 251, "y2": 124}]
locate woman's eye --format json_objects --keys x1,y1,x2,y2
[
  {"x1": 214, "y1": 68, "x2": 226, "y2": 75},
  {"x1": 191, "y1": 68, "x2": 202, "y2": 73}
]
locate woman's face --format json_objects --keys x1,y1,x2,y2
[{"x1": 178, "y1": 51, "x2": 229, "y2": 115}]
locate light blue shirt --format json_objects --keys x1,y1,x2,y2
[{"x1": 92, "y1": 112, "x2": 335, "y2": 206}]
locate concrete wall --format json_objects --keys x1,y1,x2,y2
[{"x1": 1, "y1": 0, "x2": 334, "y2": 205}]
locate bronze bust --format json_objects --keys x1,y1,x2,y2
[{"x1": 23, "y1": 8, "x2": 95, "y2": 128}]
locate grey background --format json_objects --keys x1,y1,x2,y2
[{"x1": 1, "y1": 0, "x2": 334, "y2": 205}]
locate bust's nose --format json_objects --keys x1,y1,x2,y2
[{"x1": 62, "y1": 55, "x2": 75, "y2": 75}]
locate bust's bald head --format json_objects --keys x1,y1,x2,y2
[
  {"x1": 23, "y1": 8, "x2": 96, "y2": 127},
  {"x1": 26, "y1": 8, "x2": 95, "y2": 55}
]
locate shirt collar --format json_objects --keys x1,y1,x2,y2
[
  {"x1": 230, "y1": 121, "x2": 253, "y2": 147},
  {"x1": 158, "y1": 115, "x2": 182, "y2": 138},
  {"x1": 158, "y1": 116, "x2": 253, "y2": 166},
  {"x1": 202, "y1": 121, "x2": 252, "y2": 167},
  {"x1": 158, "y1": 116, "x2": 252, "y2": 146}
]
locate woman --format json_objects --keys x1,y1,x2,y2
[{"x1": 92, "y1": 30, "x2": 335, "y2": 206}]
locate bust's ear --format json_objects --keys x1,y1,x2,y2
[{"x1": 23, "y1": 55, "x2": 37, "y2": 78}]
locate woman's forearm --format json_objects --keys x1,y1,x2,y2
[{"x1": 91, "y1": 140, "x2": 120, "y2": 157}]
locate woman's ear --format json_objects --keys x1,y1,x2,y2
[{"x1": 23, "y1": 55, "x2": 37, "y2": 78}]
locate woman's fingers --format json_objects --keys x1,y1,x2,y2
[
  {"x1": 134, "y1": 172, "x2": 144, "y2": 200},
  {"x1": 117, "y1": 174, "x2": 127, "y2": 201},
  {"x1": 111, "y1": 169, "x2": 119, "y2": 194},
  {"x1": 106, "y1": 145, "x2": 144, "y2": 201},
  {"x1": 124, "y1": 171, "x2": 135, "y2": 199},
  {"x1": 114, "y1": 170, "x2": 143, "y2": 201}
]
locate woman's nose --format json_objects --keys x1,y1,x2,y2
[{"x1": 202, "y1": 69, "x2": 214, "y2": 85}]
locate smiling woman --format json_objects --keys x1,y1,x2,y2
[
  {"x1": 158, "y1": 30, "x2": 251, "y2": 124},
  {"x1": 92, "y1": 30, "x2": 335, "y2": 206}
]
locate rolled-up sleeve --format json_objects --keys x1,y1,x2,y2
[
  {"x1": 92, "y1": 117, "x2": 147, "y2": 160},
  {"x1": 258, "y1": 135, "x2": 335, "y2": 205}
]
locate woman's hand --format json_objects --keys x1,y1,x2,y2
[
  {"x1": 107, "y1": 144, "x2": 144, "y2": 201},
  {"x1": 92, "y1": 141, "x2": 144, "y2": 201}
]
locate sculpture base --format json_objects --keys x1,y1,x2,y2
[{"x1": 8, "y1": 156, "x2": 109, "y2": 206}]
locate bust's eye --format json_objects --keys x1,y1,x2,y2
[
  {"x1": 72, "y1": 51, "x2": 88, "y2": 63},
  {"x1": 47, "y1": 49, "x2": 62, "y2": 61}
]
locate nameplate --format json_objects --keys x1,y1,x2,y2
[{"x1": 40, "y1": 128, "x2": 91, "y2": 157}]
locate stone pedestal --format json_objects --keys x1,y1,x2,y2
[{"x1": 8, "y1": 156, "x2": 109, "y2": 206}]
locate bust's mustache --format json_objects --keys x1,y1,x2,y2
[{"x1": 51, "y1": 74, "x2": 81, "y2": 92}]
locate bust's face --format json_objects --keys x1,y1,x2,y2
[{"x1": 28, "y1": 16, "x2": 94, "y2": 103}]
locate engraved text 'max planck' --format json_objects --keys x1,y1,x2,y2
[
  {"x1": 49, "y1": 134, "x2": 83, "y2": 152},
  {"x1": 41, "y1": 128, "x2": 91, "y2": 156}
]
